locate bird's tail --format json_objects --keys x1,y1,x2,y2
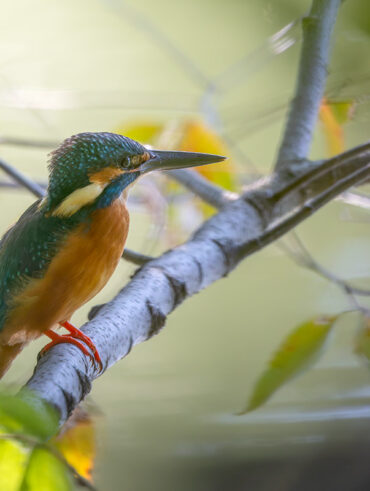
[{"x1": 0, "y1": 343, "x2": 24, "y2": 379}]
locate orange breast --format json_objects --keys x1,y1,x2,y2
[{"x1": 2, "y1": 197, "x2": 129, "y2": 345}]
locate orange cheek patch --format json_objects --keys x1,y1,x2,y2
[
  {"x1": 129, "y1": 152, "x2": 151, "y2": 169},
  {"x1": 89, "y1": 167, "x2": 124, "y2": 185}
]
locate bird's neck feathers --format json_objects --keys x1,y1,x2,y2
[
  {"x1": 50, "y1": 182, "x2": 104, "y2": 218},
  {"x1": 47, "y1": 171, "x2": 140, "y2": 218}
]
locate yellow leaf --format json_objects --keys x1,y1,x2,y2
[
  {"x1": 116, "y1": 119, "x2": 237, "y2": 191},
  {"x1": 52, "y1": 409, "x2": 95, "y2": 482},
  {"x1": 0, "y1": 434, "x2": 29, "y2": 491},
  {"x1": 241, "y1": 316, "x2": 337, "y2": 413},
  {"x1": 328, "y1": 100, "x2": 355, "y2": 125},
  {"x1": 115, "y1": 118, "x2": 236, "y2": 223},
  {"x1": 115, "y1": 122, "x2": 164, "y2": 146},
  {"x1": 178, "y1": 120, "x2": 237, "y2": 192}
]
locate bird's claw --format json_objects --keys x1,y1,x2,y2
[
  {"x1": 60, "y1": 321, "x2": 103, "y2": 372},
  {"x1": 40, "y1": 327, "x2": 103, "y2": 373}
]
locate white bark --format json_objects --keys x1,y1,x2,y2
[
  {"x1": 23, "y1": 144, "x2": 370, "y2": 425},
  {"x1": 19, "y1": 0, "x2": 367, "y2": 428}
]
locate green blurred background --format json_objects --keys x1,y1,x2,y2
[{"x1": 0, "y1": 0, "x2": 370, "y2": 489}]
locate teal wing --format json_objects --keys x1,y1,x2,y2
[{"x1": 0, "y1": 200, "x2": 81, "y2": 331}]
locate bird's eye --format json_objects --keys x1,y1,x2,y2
[{"x1": 128, "y1": 152, "x2": 151, "y2": 169}]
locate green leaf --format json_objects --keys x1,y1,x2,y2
[
  {"x1": 355, "y1": 314, "x2": 370, "y2": 363},
  {"x1": 328, "y1": 100, "x2": 355, "y2": 125},
  {"x1": 0, "y1": 391, "x2": 59, "y2": 441},
  {"x1": 241, "y1": 316, "x2": 337, "y2": 413},
  {"x1": 0, "y1": 434, "x2": 29, "y2": 491},
  {"x1": 20, "y1": 447, "x2": 73, "y2": 491}
]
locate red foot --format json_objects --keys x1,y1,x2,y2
[
  {"x1": 60, "y1": 321, "x2": 102, "y2": 364},
  {"x1": 40, "y1": 326, "x2": 103, "y2": 372}
]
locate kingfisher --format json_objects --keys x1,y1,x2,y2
[{"x1": 0, "y1": 132, "x2": 225, "y2": 378}]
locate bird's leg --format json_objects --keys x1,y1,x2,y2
[
  {"x1": 60, "y1": 321, "x2": 101, "y2": 364},
  {"x1": 40, "y1": 328, "x2": 102, "y2": 372},
  {"x1": 60, "y1": 321, "x2": 102, "y2": 371}
]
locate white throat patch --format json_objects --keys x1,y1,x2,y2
[{"x1": 51, "y1": 183, "x2": 105, "y2": 217}]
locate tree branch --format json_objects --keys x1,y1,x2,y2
[
  {"x1": 0, "y1": 179, "x2": 48, "y2": 190},
  {"x1": 5, "y1": 0, "x2": 359, "y2": 435},
  {"x1": 121, "y1": 249, "x2": 153, "y2": 265},
  {"x1": 166, "y1": 168, "x2": 237, "y2": 208},
  {"x1": 275, "y1": 0, "x2": 341, "y2": 169},
  {"x1": 22, "y1": 142, "x2": 370, "y2": 425},
  {"x1": 0, "y1": 158, "x2": 46, "y2": 198},
  {"x1": 0, "y1": 133, "x2": 233, "y2": 210},
  {"x1": 0, "y1": 136, "x2": 57, "y2": 149},
  {"x1": 279, "y1": 233, "x2": 370, "y2": 298},
  {"x1": 338, "y1": 190, "x2": 370, "y2": 211}
]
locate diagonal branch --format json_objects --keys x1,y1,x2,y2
[
  {"x1": 121, "y1": 248, "x2": 152, "y2": 265},
  {"x1": 279, "y1": 233, "x2": 370, "y2": 297},
  {"x1": 166, "y1": 168, "x2": 237, "y2": 208},
  {"x1": 338, "y1": 190, "x2": 370, "y2": 211},
  {"x1": 7, "y1": 0, "x2": 358, "y2": 433},
  {"x1": 0, "y1": 179, "x2": 48, "y2": 190},
  {"x1": 0, "y1": 136, "x2": 57, "y2": 148},
  {"x1": 0, "y1": 158, "x2": 46, "y2": 198},
  {"x1": 22, "y1": 142, "x2": 370, "y2": 425},
  {"x1": 0, "y1": 133, "x2": 233, "y2": 209}
]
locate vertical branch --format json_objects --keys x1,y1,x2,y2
[{"x1": 275, "y1": 0, "x2": 341, "y2": 170}]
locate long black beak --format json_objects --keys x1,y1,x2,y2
[{"x1": 139, "y1": 149, "x2": 226, "y2": 174}]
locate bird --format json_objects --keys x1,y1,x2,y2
[{"x1": 0, "y1": 132, "x2": 225, "y2": 378}]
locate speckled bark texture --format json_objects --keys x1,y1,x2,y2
[
  {"x1": 24, "y1": 143, "x2": 370, "y2": 425},
  {"x1": 21, "y1": 0, "x2": 368, "y2": 426}
]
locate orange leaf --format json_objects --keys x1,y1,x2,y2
[
  {"x1": 115, "y1": 118, "x2": 237, "y2": 223},
  {"x1": 178, "y1": 120, "x2": 237, "y2": 191},
  {"x1": 319, "y1": 98, "x2": 345, "y2": 156},
  {"x1": 116, "y1": 119, "x2": 237, "y2": 191},
  {"x1": 319, "y1": 97, "x2": 355, "y2": 157},
  {"x1": 52, "y1": 408, "x2": 95, "y2": 481}
]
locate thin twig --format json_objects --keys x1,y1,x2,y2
[
  {"x1": 275, "y1": 0, "x2": 341, "y2": 169},
  {"x1": 279, "y1": 233, "x2": 370, "y2": 297},
  {"x1": 338, "y1": 190, "x2": 370, "y2": 211},
  {"x1": 0, "y1": 158, "x2": 45, "y2": 198},
  {"x1": 0, "y1": 136, "x2": 57, "y2": 148},
  {"x1": 167, "y1": 168, "x2": 237, "y2": 209},
  {"x1": 0, "y1": 179, "x2": 48, "y2": 190},
  {"x1": 101, "y1": 0, "x2": 210, "y2": 88},
  {"x1": 122, "y1": 248, "x2": 153, "y2": 265}
]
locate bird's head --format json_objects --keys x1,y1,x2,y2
[{"x1": 46, "y1": 132, "x2": 225, "y2": 217}]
